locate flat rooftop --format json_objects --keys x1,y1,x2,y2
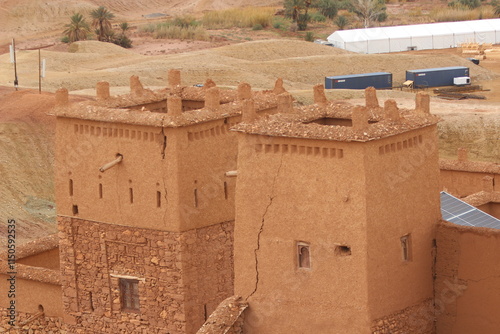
[{"x1": 233, "y1": 99, "x2": 439, "y2": 142}]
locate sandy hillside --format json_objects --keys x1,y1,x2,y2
[
  {"x1": 0, "y1": 39, "x2": 496, "y2": 94},
  {"x1": 0, "y1": 87, "x2": 90, "y2": 246},
  {"x1": 0, "y1": 0, "x2": 281, "y2": 43}
]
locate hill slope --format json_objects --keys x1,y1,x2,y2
[
  {"x1": 0, "y1": 0, "x2": 281, "y2": 42},
  {"x1": 0, "y1": 40, "x2": 496, "y2": 93}
]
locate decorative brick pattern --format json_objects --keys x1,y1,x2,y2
[{"x1": 255, "y1": 143, "x2": 344, "y2": 158}]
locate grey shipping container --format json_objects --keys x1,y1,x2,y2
[
  {"x1": 325, "y1": 72, "x2": 392, "y2": 89},
  {"x1": 406, "y1": 66, "x2": 469, "y2": 88}
]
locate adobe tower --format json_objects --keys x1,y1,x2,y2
[
  {"x1": 54, "y1": 71, "x2": 282, "y2": 333},
  {"x1": 233, "y1": 88, "x2": 441, "y2": 333}
]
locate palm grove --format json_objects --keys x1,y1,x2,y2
[
  {"x1": 284, "y1": 0, "x2": 387, "y2": 30},
  {"x1": 63, "y1": 6, "x2": 132, "y2": 48}
]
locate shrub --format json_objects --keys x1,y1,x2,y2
[
  {"x1": 154, "y1": 25, "x2": 209, "y2": 41},
  {"x1": 334, "y1": 15, "x2": 349, "y2": 29},
  {"x1": 173, "y1": 15, "x2": 199, "y2": 28},
  {"x1": 338, "y1": 0, "x2": 354, "y2": 10},
  {"x1": 430, "y1": 7, "x2": 494, "y2": 21},
  {"x1": 61, "y1": 35, "x2": 70, "y2": 43},
  {"x1": 139, "y1": 23, "x2": 156, "y2": 33},
  {"x1": 297, "y1": 13, "x2": 310, "y2": 30},
  {"x1": 272, "y1": 17, "x2": 289, "y2": 30},
  {"x1": 252, "y1": 23, "x2": 264, "y2": 30},
  {"x1": 113, "y1": 35, "x2": 133, "y2": 48},
  {"x1": 202, "y1": 7, "x2": 274, "y2": 29},
  {"x1": 305, "y1": 31, "x2": 315, "y2": 41},
  {"x1": 448, "y1": 0, "x2": 481, "y2": 9},
  {"x1": 310, "y1": 12, "x2": 327, "y2": 22},
  {"x1": 377, "y1": 11, "x2": 388, "y2": 22},
  {"x1": 314, "y1": 0, "x2": 339, "y2": 18}
]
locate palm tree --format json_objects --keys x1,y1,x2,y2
[
  {"x1": 63, "y1": 13, "x2": 91, "y2": 42},
  {"x1": 90, "y1": 6, "x2": 115, "y2": 41},
  {"x1": 119, "y1": 22, "x2": 130, "y2": 35}
]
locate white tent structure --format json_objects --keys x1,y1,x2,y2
[{"x1": 327, "y1": 19, "x2": 500, "y2": 54}]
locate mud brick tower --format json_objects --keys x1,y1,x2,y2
[
  {"x1": 233, "y1": 88, "x2": 442, "y2": 333},
  {"x1": 54, "y1": 71, "x2": 283, "y2": 333}
]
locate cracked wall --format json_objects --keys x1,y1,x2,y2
[
  {"x1": 234, "y1": 134, "x2": 371, "y2": 333},
  {"x1": 233, "y1": 106, "x2": 440, "y2": 333},
  {"x1": 435, "y1": 221, "x2": 500, "y2": 334}
]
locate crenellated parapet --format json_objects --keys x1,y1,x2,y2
[{"x1": 233, "y1": 86, "x2": 439, "y2": 143}]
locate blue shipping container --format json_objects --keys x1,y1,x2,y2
[
  {"x1": 406, "y1": 66, "x2": 469, "y2": 88},
  {"x1": 325, "y1": 72, "x2": 392, "y2": 89}
]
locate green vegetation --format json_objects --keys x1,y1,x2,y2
[
  {"x1": 310, "y1": 12, "x2": 327, "y2": 22},
  {"x1": 63, "y1": 13, "x2": 91, "y2": 43},
  {"x1": 90, "y1": 6, "x2": 115, "y2": 42},
  {"x1": 137, "y1": 16, "x2": 208, "y2": 40},
  {"x1": 349, "y1": 0, "x2": 387, "y2": 28},
  {"x1": 63, "y1": 7, "x2": 132, "y2": 48},
  {"x1": 282, "y1": 0, "x2": 383, "y2": 30},
  {"x1": 114, "y1": 22, "x2": 132, "y2": 48},
  {"x1": 202, "y1": 7, "x2": 274, "y2": 29},
  {"x1": 305, "y1": 31, "x2": 315, "y2": 41},
  {"x1": 430, "y1": 7, "x2": 494, "y2": 21},
  {"x1": 272, "y1": 16, "x2": 289, "y2": 29},
  {"x1": 334, "y1": 15, "x2": 349, "y2": 30},
  {"x1": 448, "y1": 0, "x2": 481, "y2": 9},
  {"x1": 283, "y1": 0, "x2": 313, "y2": 30},
  {"x1": 315, "y1": 0, "x2": 338, "y2": 18},
  {"x1": 156, "y1": 25, "x2": 209, "y2": 40}
]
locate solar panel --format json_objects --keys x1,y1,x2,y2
[{"x1": 440, "y1": 191, "x2": 500, "y2": 229}]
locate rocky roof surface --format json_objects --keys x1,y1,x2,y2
[{"x1": 232, "y1": 101, "x2": 440, "y2": 142}]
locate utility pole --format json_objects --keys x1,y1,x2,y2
[
  {"x1": 12, "y1": 38, "x2": 18, "y2": 91},
  {"x1": 38, "y1": 48, "x2": 41, "y2": 94}
]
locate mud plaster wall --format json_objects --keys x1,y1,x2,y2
[
  {"x1": 56, "y1": 116, "x2": 239, "y2": 232},
  {"x1": 234, "y1": 124, "x2": 440, "y2": 333},
  {"x1": 56, "y1": 118, "x2": 173, "y2": 230},
  {"x1": 17, "y1": 248, "x2": 60, "y2": 270},
  {"x1": 435, "y1": 221, "x2": 500, "y2": 334},
  {"x1": 476, "y1": 202, "x2": 500, "y2": 219},
  {"x1": 58, "y1": 216, "x2": 233, "y2": 334},
  {"x1": 440, "y1": 170, "x2": 498, "y2": 197},
  {"x1": 0, "y1": 276, "x2": 62, "y2": 317},
  {"x1": 365, "y1": 125, "x2": 440, "y2": 322},
  {"x1": 176, "y1": 117, "x2": 240, "y2": 231},
  {"x1": 234, "y1": 133, "x2": 372, "y2": 334}
]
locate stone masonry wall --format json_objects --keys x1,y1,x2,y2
[
  {"x1": 181, "y1": 222, "x2": 235, "y2": 333},
  {"x1": 58, "y1": 216, "x2": 234, "y2": 334},
  {"x1": 0, "y1": 309, "x2": 63, "y2": 333},
  {"x1": 371, "y1": 298, "x2": 435, "y2": 334}
]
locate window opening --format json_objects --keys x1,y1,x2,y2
[
  {"x1": 119, "y1": 278, "x2": 140, "y2": 313},
  {"x1": 401, "y1": 234, "x2": 412, "y2": 262},
  {"x1": 297, "y1": 242, "x2": 311, "y2": 269}
]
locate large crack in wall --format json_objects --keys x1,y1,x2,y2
[{"x1": 247, "y1": 154, "x2": 284, "y2": 300}]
